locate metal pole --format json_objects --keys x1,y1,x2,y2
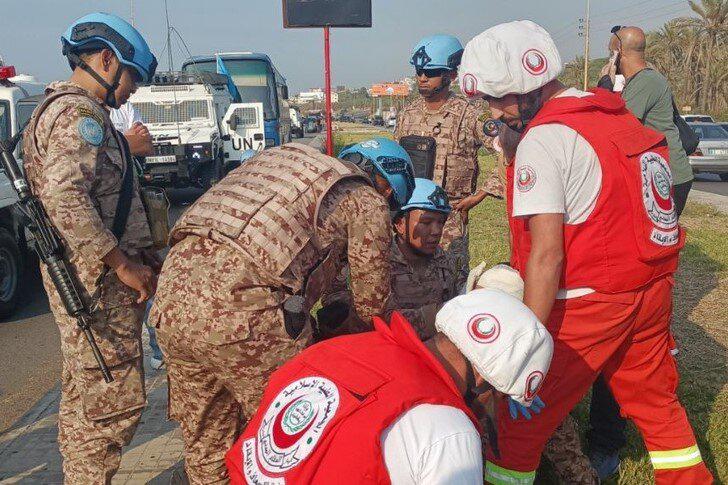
[
  {"x1": 582, "y1": 0, "x2": 591, "y2": 90},
  {"x1": 130, "y1": 0, "x2": 134, "y2": 26},
  {"x1": 324, "y1": 26, "x2": 333, "y2": 156}
]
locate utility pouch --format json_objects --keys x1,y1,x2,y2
[
  {"x1": 400, "y1": 135, "x2": 437, "y2": 179},
  {"x1": 282, "y1": 295, "x2": 308, "y2": 340},
  {"x1": 140, "y1": 186, "x2": 170, "y2": 249}
]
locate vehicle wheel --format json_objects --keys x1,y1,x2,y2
[
  {"x1": 198, "y1": 156, "x2": 224, "y2": 190},
  {"x1": 720, "y1": 173, "x2": 728, "y2": 181},
  {"x1": 0, "y1": 228, "x2": 21, "y2": 319}
]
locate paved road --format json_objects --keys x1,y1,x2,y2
[
  {"x1": 693, "y1": 173, "x2": 728, "y2": 196},
  {"x1": 0, "y1": 132, "x2": 321, "y2": 433}
]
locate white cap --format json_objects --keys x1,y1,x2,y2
[
  {"x1": 435, "y1": 289, "x2": 553, "y2": 405},
  {"x1": 466, "y1": 263, "x2": 524, "y2": 299},
  {"x1": 459, "y1": 20, "x2": 563, "y2": 99}
]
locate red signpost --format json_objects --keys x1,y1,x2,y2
[
  {"x1": 282, "y1": 0, "x2": 372, "y2": 156},
  {"x1": 324, "y1": 27, "x2": 333, "y2": 155}
]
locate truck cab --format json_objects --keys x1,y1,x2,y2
[
  {"x1": 130, "y1": 71, "x2": 265, "y2": 189},
  {"x1": 0, "y1": 65, "x2": 45, "y2": 317}
]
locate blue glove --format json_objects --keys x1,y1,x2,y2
[{"x1": 508, "y1": 396, "x2": 545, "y2": 420}]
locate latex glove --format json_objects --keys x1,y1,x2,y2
[
  {"x1": 508, "y1": 396, "x2": 545, "y2": 420},
  {"x1": 465, "y1": 261, "x2": 488, "y2": 292}
]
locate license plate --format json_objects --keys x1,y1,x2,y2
[
  {"x1": 710, "y1": 148, "x2": 728, "y2": 156},
  {"x1": 146, "y1": 155, "x2": 176, "y2": 164}
]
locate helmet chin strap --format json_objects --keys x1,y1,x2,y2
[
  {"x1": 514, "y1": 88, "x2": 544, "y2": 133},
  {"x1": 401, "y1": 213, "x2": 433, "y2": 258},
  {"x1": 67, "y1": 52, "x2": 124, "y2": 108},
  {"x1": 431, "y1": 73, "x2": 452, "y2": 95}
]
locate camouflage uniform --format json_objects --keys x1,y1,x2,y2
[
  {"x1": 543, "y1": 415, "x2": 599, "y2": 484},
  {"x1": 395, "y1": 93, "x2": 501, "y2": 288},
  {"x1": 385, "y1": 238, "x2": 457, "y2": 340},
  {"x1": 22, "y1": 81, "x2": 153, "y2": 483},
  {"x1": 149, "y1": 143, "x2": 392, "y2": 484}
]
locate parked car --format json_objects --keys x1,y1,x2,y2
[
  {"x1": 682, "y1": 114, "x2": 715, "y2": 123},
  {"x1": 372, "y1": 115, "x2": 384, "y2": 126},
  {"x1": 688, "y1": 122, "x2": 728, "y2": 180},
  {"x1": 718, "y1": 122, "x2": 728, "y2": 134}
]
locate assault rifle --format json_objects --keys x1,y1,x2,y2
[{"x1": 0, "y1": 131, "x2": 112, "y2": 382}]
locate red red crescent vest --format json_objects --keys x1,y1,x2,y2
[
  {"x1": 506, "y1": 89, "x2": 684, "y2": 293},
  {"x1": 226, "y1": 313, "x2": 479, "y2": 484}
]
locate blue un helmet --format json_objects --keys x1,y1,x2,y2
[
  {"x1": 62, "y1": 12, "x2": 158, "y2": 107},
  {"x1": 400, "y1": 178, "x2": 451, "y2": 215},
  {"x1": 338, "y1": 137, "x2": 415, "y2": 210},
  {"x1": 410, "y1": 34, "x2": 464, "y2": 71}
]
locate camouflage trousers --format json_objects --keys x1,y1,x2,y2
[
  {"x1": 441, "y1": 209, "x2": 469, "y2": 291},
  {"x1": 153, "y1": 298, "x2": 309, "y2": 485},
  {"x1": 45, "y1": 270, "x2": 146, "y2": 484},
  {"x1": 543, "y1": 414, "x2": 598, "y2": 484}
]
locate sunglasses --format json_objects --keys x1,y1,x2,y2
[{"x1": 415, "y1": 68, "x2": 448, "y2": 78}]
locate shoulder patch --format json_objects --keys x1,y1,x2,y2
[
  {"x1": 77, "y1": 106, "x2": 105, "y2": 126},
  {"x1": 77, "y1": 117, "x2": 104, "y2": 146}
]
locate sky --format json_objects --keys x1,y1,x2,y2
[{"x1": 0, "y1": 0, "x2": 695, "y2": 94}]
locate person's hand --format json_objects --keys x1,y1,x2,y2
[
  {"x1": 124, "y1": 122, "x2": 154, "y2": 156},
  {"x1": 508, "y1": 396, "x2": 545, "y2": 420},
  {"x1": 599, "y1": 51, "x2": 619, "y2": 87},
  {"x1": 452, "y1": 191, "x2": 487, "y2": 218},
  {"x1": 116, "y1": 260, "x2": 157, "y2": 303}
]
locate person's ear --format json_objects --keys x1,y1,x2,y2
[
  {"x1": 393, "y1": 215, "x2": 406, "y2": 236},
  {"x1": 101, "y1": 49, "x2": 116, "y2": 73}
]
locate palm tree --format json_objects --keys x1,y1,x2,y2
[{"x1": 681, "y1": 0, "x2": 728, "y2": 111}]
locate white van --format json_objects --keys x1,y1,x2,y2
[{"x1": 0, "y1": 65, "x2": 45, "y2": 317}]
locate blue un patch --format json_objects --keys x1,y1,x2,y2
[{"x1": 77, "y1": 117, "x2": 104, "y2": 146}]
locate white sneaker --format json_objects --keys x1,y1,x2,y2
[{"x1": 150, "y1": 356, "x2": 165, "y2": 370}]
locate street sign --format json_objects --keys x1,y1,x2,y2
[{"x1": 282, "y1": 0, "x2": 372, "y2": 28}]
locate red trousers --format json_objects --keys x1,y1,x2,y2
[{"x1": 485, "y1": 277, "x2": 713, "y2": 484}]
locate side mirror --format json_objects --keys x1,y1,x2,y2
[
  {"x1": 282, "y1": 85, "x2": 289, "y2": 100},
  {"x1": 227, "y1": 114, "x2": 239, "y2": 132}
]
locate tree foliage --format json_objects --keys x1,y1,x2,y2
[{"x1": 561, "y1": 0, "x2": 727, "y2": 118}]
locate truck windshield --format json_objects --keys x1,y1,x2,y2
[
  {"x1": 183, "y1": 59, "x2": 278, "y2": 121},
  {"x1": 0, "y1": 101, "x2": 9, "y2": 141}
]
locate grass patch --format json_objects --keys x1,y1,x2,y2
[{"x1": 335, "y1": 130, "x2": 728, "y2": 483}]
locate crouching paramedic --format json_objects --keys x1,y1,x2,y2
[
  {"x1": 227, "y1": 289, "x2": 553, "y2": 484},
  {"x1": 149, "y1": 140, "x2": 415, "y2": 483},
  {"x1": 459, "y1": 20, "x2": 712, "y2": 484}
]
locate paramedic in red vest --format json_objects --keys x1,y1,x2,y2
[
  {"x1": 226, "y1": 290, "x2": 553, "y2": 484},
  {"x1": 458, "y1": 21, "x2": 712, "y2": 485}
]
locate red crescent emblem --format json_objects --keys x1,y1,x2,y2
[
  {"x1": 522, "y1": 49, "x2": 548, "y2": 75},
  {"x1": 467, "y1": 313, "x2": 501, "y2": 343},
  {"x1": 271, "y1": 398, "x2": 318, "y2": 449},
  {"x1": 651, "y1": 179, "x2": 673, "y2": 211}
]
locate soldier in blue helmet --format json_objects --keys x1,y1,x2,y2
[
  {"x1": 386, "y1": 178, "x2": 459, "y2": 340},
  {"x1": 339, "y1": 137, "x2": 416, "y2": 210},
  {"x1": 395, "y1": 34, "x2": 502, "y2": 291},
  {"x1": 21, "y1": 12, "x2": 159, "y2": 482}
]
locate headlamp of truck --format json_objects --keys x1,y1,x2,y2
[{"x1": 186, "y1": 143, "x2": 213, "y2": 161}]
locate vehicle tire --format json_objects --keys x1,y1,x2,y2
[
  {"x1": 0, "y1": 228, "x2": 21, "y2": 319},
  {"x1": 198, "y1": 156, "x2": 224, "y2": 190},
  {"x1": 720, "y1": 173, "x2": 728, "y2": 181}
]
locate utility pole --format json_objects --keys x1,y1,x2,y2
[
  {"x1": 130, "y1": 0, "x2": 134, "y2": 27},
  {"x1": 582, "y1": 0, "x2": 591, "y2": 90}
]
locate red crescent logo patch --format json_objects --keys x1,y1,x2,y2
[
  {"x1": 524, "y1": 370, "x2": 544, "y2": 402},
  {"x1": 467, "y1": 313, "x2": 501, "y2": 344},
  {"x1": 522, "y1": 49, "x2": 548, "y2": 76},
  {"x1": 462, "y1": 73, "x2": 479, "y2": 97}
]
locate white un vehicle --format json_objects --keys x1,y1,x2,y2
[
  {"x1": 130, "y1": 71, "x2": 265, "y2": 189},
  {"x1": 0, "y1": 64, "x2": 44, "y2": 317}
]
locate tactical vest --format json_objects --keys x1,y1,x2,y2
[
  {"x1": 171, "y1": 143, "x2": 371, "y2": 298},
  {"x1": 397, "y1": 94, "x2": 475, "y2": 200}
]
